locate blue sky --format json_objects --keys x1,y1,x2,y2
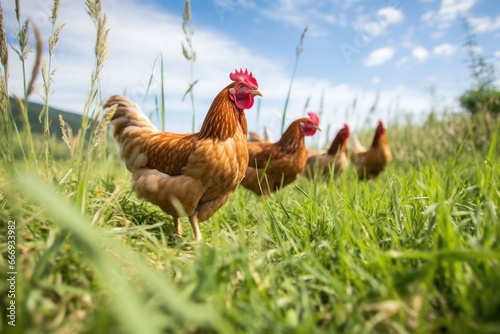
[{"x1": 4, "y1": 0, "x2": 500, "y2": 143}]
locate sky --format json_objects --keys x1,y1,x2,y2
[{"x1": 4, "y1": 0, "x2": 500, "y2": 144}]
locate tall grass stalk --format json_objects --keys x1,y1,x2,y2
[
  {"x1": 181, "y1": 0, "x2": 198, "y2": 132},
  {"x1": 142, "y1": 55, "x2": 158, "y2": 105},
  {"x1": 0, "y1": 4, "x2": 8, "y2": 86},
  {"x1": 40, "y1": 0, "x2": 65, "y2": 171},
  {"x1": 11, "y1": 3, "x2": 38, "y2": 169},
  {"x1": 0, "y1": 25, "x2": 22, "y2": 170},
  {"x1": 0, "y1": 3, "x2": 13, "y2": 167},
  {"x1": 74, "y1": 0, "x2": 110, "y2": 212},
  {"x1": 280, "y1": 26, "x2": 307, "y2": 134},
  {"x1": 302, "y1": 95, "x2": 311, "y2": 115},
  {"x1": 462, "y1": 18, "x2": 496, "y2": 90},
  {"x1": 315, "y1": 91, "x2": 324, "y2": 148},
  {"x1": 366, "y1": 91, "x2": 379, "y2": 127},
  {"x1": 150, "y1": 53, "x2": 166, "y2": 130},
  {"x1": 26, "y1": 24, "x2": 42, "y2": 98},
  {"x1": 159, "y1": 52, "x2": 166, "y2": 131}
]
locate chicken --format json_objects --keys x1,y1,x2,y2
[
  {"x1": 350, "y1": 120, "x2": 392, "y2": 180},
  {"x1": 303, "y1": 123, "x2": 350, "y2": 179},
  {"x1": 105, "y1": 69, "x2": 262, "y2": 241},
  {"x1": 248, "y1": 126, "x2": 273, "y2": 143},
  {"x1": 241, "y1": 112, "x2": 321, "y2": 196}
]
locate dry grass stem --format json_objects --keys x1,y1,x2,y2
[{"x1": 27, "y1": 24, "x2": 42, "y2": 97}]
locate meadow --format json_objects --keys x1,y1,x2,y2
[{"x1": 1, "y1": 1, "x2": 500, "y2": 333}]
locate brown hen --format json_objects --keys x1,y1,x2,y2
[
  {"x1": 304, "y1": 123, "x2": 350, "y2": 179},
  {"x1": 351, "y1": 120, "x2": 392, "y2": 180},
  {"x1": 241, "y1": 112, "x2": 321, "y2": 196},
  {"x1": 105, "y1": 69, "x2": 262, "y2": 241}
]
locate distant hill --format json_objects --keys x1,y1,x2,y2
[{"x1": 9, "y1": 96, "x2": 85, "y2": 138}]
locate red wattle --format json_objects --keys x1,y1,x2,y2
[{"x1": 232, "y1": 94, "x2": 254, "y2": 110}]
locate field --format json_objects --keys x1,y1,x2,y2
[{"x1": 2, "y1": 2, "x2": 500, "y2": 334}]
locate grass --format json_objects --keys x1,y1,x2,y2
[
  {"x1": 2, "y1": 114, "x2": 499, "y2": 334},
  {"x1": 1, "y1": 1, "x2": 500, "y2": 333},
  {"x1": 181, "y1": 0, "x2": 198, "y2": 132},
  {"x1": 280, "y1": 26, "x2": 307, "y2": 135}
]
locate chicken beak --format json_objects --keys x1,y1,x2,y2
[
  {"x1": 316, "y1": 125, "x2": 322, "y2": 131},
  {"x1": 252, "y1": 89, "x2": 263, "y2": 97}
]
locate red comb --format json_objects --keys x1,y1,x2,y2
[
  {"x1": 229, "y1": 68, "x2": 258, "y2": 87},
  {"x1": 378, "y1": 120, "x2": 384, "y2": 127},
  {"x1": 307, "y1": 112, "x2": 320, "y2": 125},
  {"x1": 344, "y1": 123, "x2": 350, "y2": 130}
]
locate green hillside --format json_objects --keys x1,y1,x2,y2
[{"x1": 9, "y1": 96, "x2": 85, "y2": 138}]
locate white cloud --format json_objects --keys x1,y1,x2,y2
[
  {"x1": 257, "y1": 0, "x2": 351, "y2": 36},
  {"x1": 377, "y1": 6, "x2": 404, "y2": 25},
  {"x1": 353, "y1": 5, "x2": 404, "y2": 39},
  {"x1": 438, "y1": 0, "x2": 477, "y2": 24},
  {"x1": 259, "y1": 1, "x2": 311, "y2": 29},
  {"x1": 495, "y1": 51, "x2": 500, "y2": 58},
  {"x1": 372, "y1": 76, "x2": 381, "y2": 84},
  {"x1": 422, "y1": 0, "x2": 477, "y2": 31},
  {"x1": 364, "y1": 47, "x2": 395, "y2": 67},
  {"x1": 421, "y1": 10, "x2": 435, "y2": 23},
  {"x1": 412, "y1": 46, "x2": 430, "y2": 63},
  {"x1": 469, "y1": 15, "x2": 500, "y2": 33},
  {"x1": 433, "y1": 43, "x2": 457, "y2": 56}
]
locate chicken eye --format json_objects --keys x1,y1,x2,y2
[{"x1": 238, "y1": 84, "x2": 244, "y2": 89}]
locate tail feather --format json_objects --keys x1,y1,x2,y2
[
  {"x1": 104, "y1": 95, "x2": 157, "y2": 171},
  {"x1": 263, "y1": 126, "x2": 273, "y2": 143},
  {"x1": 249, "y1": 127, "x2": 273, "y2": 143},
  {"x1": 248, "y1": 131, "x2": 265, "y2": 143},
  {"x1": 105, "y1": 95, "x2": 157, "y2": 138},
  {"x1": 350, "y1": 134, "x2": 366, "y2": 165}
]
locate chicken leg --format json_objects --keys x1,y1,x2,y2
[
  {"x1": 173, "y1": 217, "x2": 183, "y2": 237},
  {"x1": 189, "y1": 214, "x2": 202, "y2": 242}
]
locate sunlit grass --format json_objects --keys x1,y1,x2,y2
[{"x1": 3, "y1": 113, "x2": 498, "y2": 333}]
